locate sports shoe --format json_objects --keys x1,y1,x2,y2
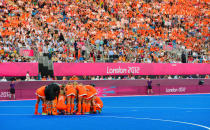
[
  {"x1": 84, "y1": 112, "x2": 90, "y2": 115},
  {"x1": 34, "y1": 112, "x2": 41, "y2": 115},
  {"x1": 92, "y1": 112, "x2": 97, "y2": 114},
  {"x1": 76, "y1": 112, "x2": 81, "y2": 115},
  {"x1": 42, "y1": 113, "x2": 47, "y2": 115}
]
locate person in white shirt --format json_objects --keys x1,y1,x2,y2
[
  {"x1": 131, "y1": 76, "x2": 135, "y2": 80},
  {"x1": 26, "y1": 72, "x2": 30, "y2": 81},
  {"x1": 100, "y1": 76, "x2": 104, "y2": 80},
  {"x1": 30, "y1": 76, "x2": 36, "y2": 81},
  {"x1": 108, "y1": 76, "x2": 112, "y2": 80},
  {"x1": 1, "y1": 76, "x2": 7, "y2": 82},
  {"x1": 95, "y1": 76, "x2": 100, "y2": 80},
  {"x1": 91, "y1": 76, "x2": 95, "y2": 80}
]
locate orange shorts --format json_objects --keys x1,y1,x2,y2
[
  {"x1": 78, "y1": 89, "x2": 87, "y2": 97},
  {"x1": 86, "y1": 91, "x2": 97, "y2": 100},
  {"x1": 66, "y1": 89, "x2": 76, "y2": 97},
  {"x1": 66, "y1": 95, "x2": 75, "y2": 99}
]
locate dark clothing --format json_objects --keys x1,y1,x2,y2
[
  {"x1": 147, "y1": 80, "x2": 152, "y2": 89},
  {"x1": 10, "y1": 83, "x2": 15, "y2": 94},
  {"x1": 44, "y1": 83, "x2": 60, "y2": 101}
]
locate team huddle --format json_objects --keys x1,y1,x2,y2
[{"x1": 34, "y1": 82, "x2": 103, "y2": 115}]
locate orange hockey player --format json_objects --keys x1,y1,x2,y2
[
  {"x1": 85, "y1": 84, "x2": 97, "y2": 114},
  {"x1": 76, "y1": 82, "x2": 87, "y2": 115},
  {"x1": 45, "y1": 83, "x2": 60, "y2": 115},
  {"x1": 56, "y1": 85, "x2": 67, "y2": 115},
  {"x1": 94, "y1": 96, "x2": 103, "y2": 113},
  {"x1": 65, "y1": 82, "x2": 76, "y2": 114},
  {"x1": 34, "y1": 85, "x2": 47, "y2": 115}
]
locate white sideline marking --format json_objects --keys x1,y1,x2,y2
[
  {"x1": 87, "y1": 116, "x2": 210, "y2": 130},
  {"x1": 0, "y1": 114, "x2": 209, "y2": 129},
  {"x1": 0, "y1": 99, "x2": 36, "y2": 102},
  {"x1": 0, "y1": 106, "x2": 34, "y2": 108},
  {"x1": 0, "y1": 106, "x2": 210, "y2": 110}
]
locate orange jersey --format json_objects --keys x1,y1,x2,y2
[
  {"x1": 95, "y1": 96, "x2": 103, "y2": 109},
  {"x1": 85, "y1": 85, "x2": 97, "y2": 99},
  {"x1": 65, "y1": 85, "x2": 76, "y2": 96},
  {"x1": 85, "y1": 85, "x2": 97, "y2": 94},
  {"x1": 35, "y1": 86, "x2": 46, "y2": 97},
  {"x1": 76, "y1": 85, "x2": 87, "y2": 97},
  {"x1": 56, "y1": 95, "x2": 67, "y2": 111}
]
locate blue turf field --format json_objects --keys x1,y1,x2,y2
[{"x1": 0, "y1": 94, "x2": 210, "y2": 130}]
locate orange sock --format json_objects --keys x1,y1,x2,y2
[
  {"x1": 42, "y1": 104, "x2": 46, "y2": 113},
  {"x1": 77, "y1": 104, "x2": 81, "y2": 113},
  {"x1": 67, "y1": 104, "x2": 70, "y2": 113},
  {"x1": 86, "y1": 104, "x2": 90, "y2": 113},
  {"x1": 70, "y1": 104, "x2": 74, "y2": 113},
  {"x1": 35, "y1": 103, "x2": 38, "y2": 114},
  {"x1": 93, "y1": 105, "x2": 96, "y2": 112},
  {"x1": 82, "y1": 103, "x2": 86, "y2": 113}
]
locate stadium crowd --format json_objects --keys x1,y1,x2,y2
[{"x1": 0, "y1": 0, "x2": 209, "y2": 63}]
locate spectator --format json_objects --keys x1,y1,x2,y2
[
  {"x1": 108, "y1": 76, "x2": 112, "y2": 80},
  {"x1": 30, "y1": 76, "x2": 36, "y2": 81},
  {"x1": 130, "y1": 76, "x2": 135, "y2": 80},
  {"x1": 62, "y1": 76, "x2": 67, "y2": 80},
  {"x1": 174, "y1": 75, "x2": 178, "y2": 79},
  {"x1": 54, "y1": 76, "x2": 58, "y2": 80},
  {"x1": 1, "y1": 76, "x2": 7, "y2": 82},
  {"x1": 95, "y1": 76, "x2": 100, "y2": 80},
  {"x1": 47, "y1": 75, "x2": 52, "y2": 81},
  {"x1": 38, "y1": 72, "x2": 42, "y2": 80},
  {"x1": 42, "y1": 76, "x2": 47, "y2": 81},
  {"x1": 25, "y1": 72, "x2": 30, "y2": 81},
  {"x1": 100, "y1": 76, "x2": 104, "y2": 80},
  {"x1": 70, "y1": 75, "x2": 79, "y2": 80},
  {"x1": 91, "y1": 76, "x2": 95, "y2": 80}
]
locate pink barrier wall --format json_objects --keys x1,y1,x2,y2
[
  {"x1": 54, "y1": 63, "x2": 210, "y2": 76},
  {"x1": 0, "y1": 63, "x2": 38, "y2": 76},
  {"x1": 0, "y1": 79, "x2": 210, "y2": 100}
]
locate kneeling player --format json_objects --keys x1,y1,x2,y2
[
  {"x1": 65, "y1": 82, "x2": 76, "y2": 114},
  {"x1": 35, "y1": 85, "x2": 47, "y2": 115},
  {"x1": 45, "y1": 83, "x2": 60, "y2": 115},
  {"x1": 93, "y1": 96, "x2": 103, "y2": 113}
]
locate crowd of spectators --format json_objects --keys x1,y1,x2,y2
[
  {"x1": 0, "y1": 0, "x2": 37, "y2": 62},
  {"x1": 0, "y1": 0, "x2": 209, "y2": 63}
]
